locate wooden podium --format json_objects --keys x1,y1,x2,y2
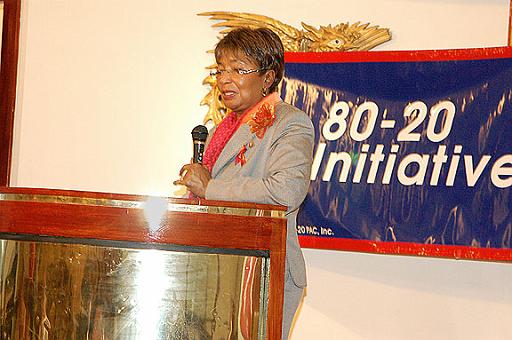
[{"x1": 0, "y1": 187, "x2": 287, "y2": 339}]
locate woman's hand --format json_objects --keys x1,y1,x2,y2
[{"x1": 173, "y1": 163, "x2": 211, "y2": 198}]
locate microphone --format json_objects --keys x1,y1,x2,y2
[{"x1": 191, "y1": 125, "x2": 208, "y2": 164}]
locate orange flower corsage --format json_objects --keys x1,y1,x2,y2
[
  {"x1": 247, "y1": 102, "x2": 276, "y2": 139},
  {"x1": 236, "y1": 144, "x2": 248, "y2": 166}
]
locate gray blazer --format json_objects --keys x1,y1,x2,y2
[{"x1": 205, "y1": 101, "x2": 314, "y2": 288}]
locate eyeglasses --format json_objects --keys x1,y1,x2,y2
[{"x1": 210, "y1": 68, "x2": 266, "y2": 78}]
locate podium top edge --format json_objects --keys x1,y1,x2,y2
[{"x1": 0, "y1": 187, "x2": 287, "y2": 219}]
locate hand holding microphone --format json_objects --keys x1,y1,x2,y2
[{"x1": 174, "y1": 125, "x2": 211, "y2": 198}]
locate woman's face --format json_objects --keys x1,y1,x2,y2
[{"x1": 215, "y1": 51, "x2": 272, "y2": 115}]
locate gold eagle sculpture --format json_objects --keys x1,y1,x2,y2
[{"x1": 198, "y1": 11, "x2": 392, "y2": 124}]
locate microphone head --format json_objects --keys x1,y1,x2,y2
[{"x1": 191, "y1": 125, "x2": 208, "y2": 142}]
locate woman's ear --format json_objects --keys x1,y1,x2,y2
[{"x1": 264, "y1": 70, "x2": 276, "y2": 86}]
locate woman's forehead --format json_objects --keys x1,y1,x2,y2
[{"x1": 216, "y1": 49, "x2": 257, "y2": 66}]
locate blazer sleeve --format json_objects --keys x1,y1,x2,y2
[{"x1": 205, "y1": 108, "x2": 314, "y2": 210}]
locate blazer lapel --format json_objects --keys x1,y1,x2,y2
[{"x1": 211, "y1": 124, "x2": 255, "y2": 177}]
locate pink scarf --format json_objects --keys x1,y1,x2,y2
[{"x1": 202, "y1": 111, "x2": 244, "y2": 173}]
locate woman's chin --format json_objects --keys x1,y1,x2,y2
[{"x1": 223, "y1": 100, "x2": 239, "y2": 113}]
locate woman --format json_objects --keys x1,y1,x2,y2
[{"x1": 175, "y1": 27, "x2": 314, "y2": 339}]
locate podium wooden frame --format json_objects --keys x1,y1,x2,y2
[
  {"x1": 0, "y1": 0, "x2": 21, "y2": 186},
  {"x1": 0, "y1": 187, "x2": 287, "y2": 339}
]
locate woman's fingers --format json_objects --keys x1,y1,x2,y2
[
  {"x1": 179, "y1": 163, "x2": 192, "y2": 177},
  {"x1": 174, "y1": 163, "x2": 211, "y2": 198}
]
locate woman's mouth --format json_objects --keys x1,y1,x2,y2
[{"x1": 222, "y1": 91, "x2": 236, "y2": 100}]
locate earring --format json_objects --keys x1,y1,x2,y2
[{"x1": 262, "y1": 87, "x2": 268, "y2": 97}]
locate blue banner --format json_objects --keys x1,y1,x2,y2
[{"x1": 282, "y1": 48, "x2": 512, "y2": 260}]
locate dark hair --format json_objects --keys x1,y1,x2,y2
[{"x1": 214, "y1": 27, "x2": 284, "y2": 93}]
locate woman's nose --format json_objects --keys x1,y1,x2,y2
[{"x1": 216, "y1": 73, "x2": 232, "y2": 85}]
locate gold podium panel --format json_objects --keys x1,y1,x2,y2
[{"x1": 1, "y1": 239, "x2": 268, "y2": 339}]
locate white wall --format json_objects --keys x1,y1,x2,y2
[{"x1": 12, "y1": 1, "x2": 512, "y2": 339}]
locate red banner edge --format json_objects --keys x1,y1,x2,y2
[
  {"x1": 299, "y1": 236, "x2": 512, "y2": 263},
  {"x1": 285, "y1": 46, "x2": 512, "y2": 63}
]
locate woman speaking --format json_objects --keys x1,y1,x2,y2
[{"x1": 175, "y1": 27, "x2": 314, "y2": 339}]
